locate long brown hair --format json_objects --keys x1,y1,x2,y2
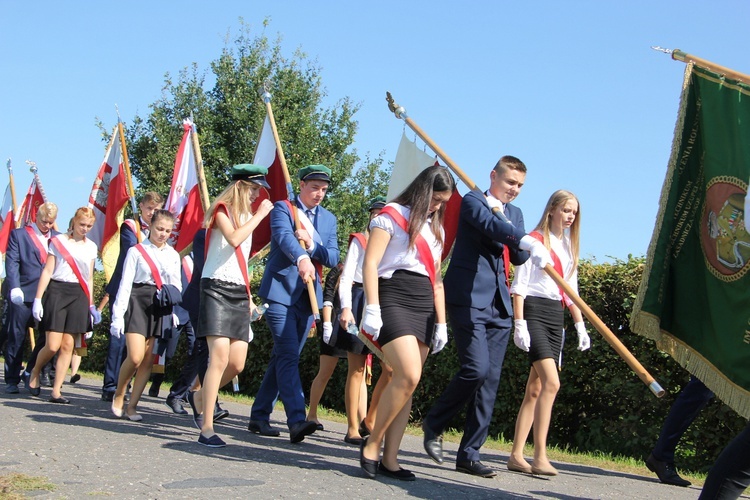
[
  {"x1": 391, "y1": 165, "x2": 456, "y2": 249},
  {"x1": 534, "y1": 190, "x2": 580, "y2": 277}
]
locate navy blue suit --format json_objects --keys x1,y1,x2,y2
[
  {"x1": 250, "y1": 199, "x2": 339, "y2": 427},
  {"x1": 3, "y1": 226, "x2": 59, "y2": 385},
  {"x1": 424, "y1": 189, "x2": 529, "y2": 463},
  {"x1": 102, "y1": 220, "x2": 144, "y2": 396}
]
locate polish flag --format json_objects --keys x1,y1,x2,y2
[
  {"x1": 16, "y1": 177, "x2": 45, "y2": 228},
  {"x1": 88, "y1": 128, "x2": 130, "y2": 280},
  {"x1": 165, "y1": 119, "x2": 204, "y2": 253},
  {"x1": 0, "y1": 184, "x2": 15, "y2": 256}
]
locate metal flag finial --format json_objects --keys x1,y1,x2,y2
[
  {"x1": 651, "y1": 46, "x2": 673, "y2": 55},
  {"x1": 260, "y1": 79, "x2": 272, "y2": 104},
  {"x1": 25, "y1": 160, "x2": 37, "y2": 175},
  {"x1": 385, "y1": 92, "x2": 407, "y2": 119},
  {"x1": 6, "y1": 158, "x2": 11, "y2": 174}
]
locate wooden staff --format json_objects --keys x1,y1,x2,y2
[
  {"x1": 117, "y1": 116, "x2": 141, "y2": 242},
  {"x1": 7, "y1": 159, "x2": 17, "y2": 218},
  {"x1": 189, "y1": 117, "x2": 211, "y2": 213},
  {"x1": 663, "y1": 48, "x2": 750, "y2": 83},
  {"x1": 385, "y1": 92, "x2": 665, "y2": 397},
  {"x1": 260, "y1": 86, "x2": 321, "y2": 331}
]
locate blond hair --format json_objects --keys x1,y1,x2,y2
[{"x1": 534, "y1": 190, "x2": 580, "y2": 278}]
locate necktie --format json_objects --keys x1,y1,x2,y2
[{"x1": 306, "y1": 210, "x2": 315, "y2": 229}]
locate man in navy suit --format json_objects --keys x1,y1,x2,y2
[
  {"x1": 4, "y1": 202, "x2": 59, "y2": 393},
  {"x1": 100, "y1": 192, "x2": 163, "y2": 401},
  {"x1": 249, "y1": 164, "x2": 339, "y2": 443},
  {"x1": 422, "y1": 156, "x2": 552, "y2": 477}
]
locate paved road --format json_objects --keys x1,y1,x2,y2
[{"x1": 1, "y1": 375, "x2": 708, "y2": 499}]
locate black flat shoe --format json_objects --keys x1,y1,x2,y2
[
  {"x1": 49, "y1": 396, "x2": 70, "y2": 404},
  {"x1": 378, "y1": 463, "x2": 416, "y2": 481},
  {"x1": 359, "y1": 437, "x2": 379, "y2": 479},
  {"x1": 359, "y1": 419, "x2": 371, "y2": 438},
  {"x1": 344, "y1": 434, "x2": 364, "y2": 446},
  {"x1": 69, "y1": 374, "x2": 81, "y2": 384},
  {"x1": 315, "y1": 422, "x2": 325, "y2": 431}
]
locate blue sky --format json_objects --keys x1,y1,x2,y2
[{"x1": 1, "y1": 1, "x2": 748, "y2": 261}]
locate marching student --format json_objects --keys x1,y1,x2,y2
[
  {"x1": 508, "y1": 189, "x2": 590, "y2": 476},
  {"x1": 358, "y1": 166, "x2": 454, "y2": 481},
  {"x1": 109, "y1": 209, "x2": 182, "y2": 422},
  {"x1": 27, "y1": 207, "x2": 99, "y2": 404},
  {"x1": 186, "y1": 164, "x2": 273, "y2": 447}
]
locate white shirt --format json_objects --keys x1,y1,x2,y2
[
  {"x1": 201, "y1": 212, "x2": 253, "y2": 284},
  {"x1": 339, "y1": 236, "x2": 365, "y2": 309},
  {"x1": 49, "y1": 235, "x2": 98, "y2": 283},
  {"x1": 31, "y1": 224, "x2": 52, "y2": 251},
  {"x1": 369, "y1": 203, "x2": 443, "y2": 280},
  {"x1": 111, "y1": 238, "x2": 182, "y2": 324},
  {"x1": 511, "y1": 231, "x2": 578, "y2": 306}
]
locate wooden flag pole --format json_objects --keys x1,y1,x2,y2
[
  {"x1": 188, "y1": 118, "x2": 211, "y2": 213},
  {"x1": 385, "y1": 91, "x2": 665, "y2": 398},
  {"x1": 666, "y1": 48, "x2": 750, "y2": 83},
  {"x1": 260, "y1": 86, "x2": 321, "y2": 331},
  {"x1": 7, "y1": 159, "x2": 17, "y2": 217},
  {"x1": 117, "y1": 117, "x2": 141, "y2": 243}
]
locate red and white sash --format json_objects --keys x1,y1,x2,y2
[
  {"x1": 25, "y1": 226, "x2": 48, "y2": 265},
  {"x1": 205, "y1": 202, "x2": 251, "y2": 298},
  {"x1": 379, "y1": 205, "x2": 437, "y2": 286},
  {"x1": 49, "y1": 236, "x2": 90, "y2": 301}
]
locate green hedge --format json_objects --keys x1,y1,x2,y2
[{"x1": 76, "y1": 256, "x2": 744, "y2": 473}]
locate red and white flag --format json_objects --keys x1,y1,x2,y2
[
  {"x1": 88, "y1": 128, "x2": 130, "y2": 280},
  {"x1": 388, "y1": 132, "x2": 461, "y2": 260},
  {"x1": 250, "y1": 113, "x2": 288, "y2": 256},
  {"x1": 16, "y1": 177, "x2": 45, "y2": 228},
  {"x1": 0, "y1": 183, "x2": 15, "y2": 256},
  {"x1": 165, "y1": 119, "x2": 204, "y2": 253}
]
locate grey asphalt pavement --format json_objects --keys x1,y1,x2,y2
[{"x1": 1, "y1": 374, "x2": 707, "y2": 499}]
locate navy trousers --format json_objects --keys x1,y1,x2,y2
[
  {"x1": 167, "y1": 322, "x2": 208, "y2": 400},
  {"x1": 424, "y1": 296, "x2": 511, "y2": 463},
  {"x1": 652, "y1": 376, "x2": 714, "y2": 463},
  {"x1": 3, "y1": 301, "x2": 34, "y2": 384},
  {"x1": 102, "y1": 331, "x2": 127, "y2": 395},
  {"x1": 699, "y1": 420, "x2": 750, "y2": 500},
  {"x1": 250, "y1": 299, "x2": 313, "y2": 428}
]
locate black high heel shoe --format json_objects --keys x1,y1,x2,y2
[{"x1": 359, "y1": 436, "x2": 379, "y2": 479}]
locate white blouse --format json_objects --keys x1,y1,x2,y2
[
  {"x1": 201, "y1": 212, "x2": 253, "y2": 285},
  {"x1": 111, "y1": 238, "x2": 182, "y2": 323},
  {"x1": 49, "y1": 235, "x2": 98, "y2": 283},
  {"x1": 368, "y1": 203, "x2": 443, "y2": 280},
  {"x1": 511, "y1": 231, "x2": 578, "y2": 306},
  {"x1": 339, "y1": 236, "x2": 365, "y2": 309}
]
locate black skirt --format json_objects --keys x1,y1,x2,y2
[
  {"x1": 124, "y1": 283, "x2": 162, "y2": 339},
  {"x1": 378, "y1": 270, "x2": 435, "y2": 347},
  {"x1": 42, "y1": 280, "x2": 90, "y2": 334},
  {"x1": 197, "y1": 278, "x2": 250, "y2": 341},
  {"x1": 525, "y1": 295, "x2": 564, "y2": 364},
  {"x1": 330, "y1": 283, "x2": 369, "y2": 355}
]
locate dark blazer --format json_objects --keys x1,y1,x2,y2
[
  {"x1": 5, "y1": 226, "x2": 60, "y2": 300},
  {"x1": 105, "y1": 220, "x2": 141, "y2": 302},
  {"x1": 259, "y1": 200, "x2": 339, "y2": 307},
  {"x1": 444, "y1": 189, "x2": 529, "y2": 315}
]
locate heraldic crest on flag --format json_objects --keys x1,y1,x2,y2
[{"x1": 631, "y1": 62, "x2": 750, "y2": 418}]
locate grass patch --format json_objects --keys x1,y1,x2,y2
[{"x1": 0, "y1": 473, "x2": 55, "y2": 499}]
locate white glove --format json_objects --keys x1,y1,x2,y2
[
  {"x1": 32, "y1": 298, "x2": 43, "y2": 322},
  {"x1": 575, "y1": 321, "x2": 591, "y2": 351},
  {"x1": 172, "y1": 313, "x2": 179, "y2": 328},
  {"x1": 362, "y1": 304, "x2": 383, "y2": 341},
  {"x1": 89, "y1": 305, "x2": 102, "y2": 325},
  {"x1": 322, "y1": 322, "x2": 333, "y2": 344},
  {"x1": 513, "y1": 319, "x2": 531, "y2": 352},
  {"x1": 110, "y1": 317, "x2": 124, "y2": 339},
  {"x1": 10, "y1": 288, "x2": 24, "y2": 305},
  {"x1": 248, "y1": 324, "x2": 254, "y2": 343},
  {"x1": 84, "y1": 331, "x2": 93, "y2": 340},
  {"x1": 519, "y1": 235, "x2": 553, "y2": 269},
  {"x1": 432, "y1": 323, "x2": 448, "y2": 354}
]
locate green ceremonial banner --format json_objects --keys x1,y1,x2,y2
[{"x1": 631, "y1": 63, "x2": 750, "y2": 418}]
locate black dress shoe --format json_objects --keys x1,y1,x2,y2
[
  {"x1": 148, "y1": 383, "x2": 161, "y2": 398},
  {"x1": 456, "y1": 460, "x2": 497, "y2": 478},
  {"x1": 315, "y1": 422, "x2": 325, "y2": 431},
  {"x1": 359, "y1": 420, "x2": 371, "y2": 438},
  {"x1": 248, "y1": 420, "x2": 281, "y2": 437},
  {"x1": 378, "y1": 462, "x2": 416, "y2": 481},
  {"x1": 5, "y1": 383, "x2": 19, "y2": 394},
  {"x1": 49, "y1": 396, "x2": 70, "y2": 404},
  {"x1": 359, "y1": 437, "x2": 378, "y2": 479},
  {"x1": 164, "y1": 396, "x2": 188, "y2": 415},
  {"x1": 101, "y1": 392, "x2": 114, "y2": 402},
  {"x1": 289, "y1": 420, "x2": 317, "y2": 443},
  {"x1": 646, "y1": 453, "x2": 691, "y2": 486},
  {"x1": 344, "y1": 434, "x2": 364, "y2": 446},
  {"x1": 214, "y1": 402, "x2": 229, "y2": 421},
  {"x1": 422, "y1": 422, "x2": 444, "y2": 464}
]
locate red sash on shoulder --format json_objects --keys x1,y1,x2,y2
[
  {"x1": 349, "y1": 232, "x2": 367, "y2": 250},
  {"x1": 530, "y1": 231, "x2": 566, "y2": 305},
  {"x1": 49, "y1": 236, "x2": 91, "y2": 301},
  {"x1": 379, "y1": 206, "x2": 437, "y2": 286},
  {"x1": 283, "y1": 200, "x2": 323, "y2": 283},
  {"x1": 25, "y1": 226, "x2": 48, "y2": 265},
  {"x1": 181, "y1": 256, "x2": 193, "y2": 283},
  {"x1": 205, "y1": 203, "x2": 251, "y2": 298},
  {"x1": 134, "y1": 244, "x2": 164, "y2": 289}
]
